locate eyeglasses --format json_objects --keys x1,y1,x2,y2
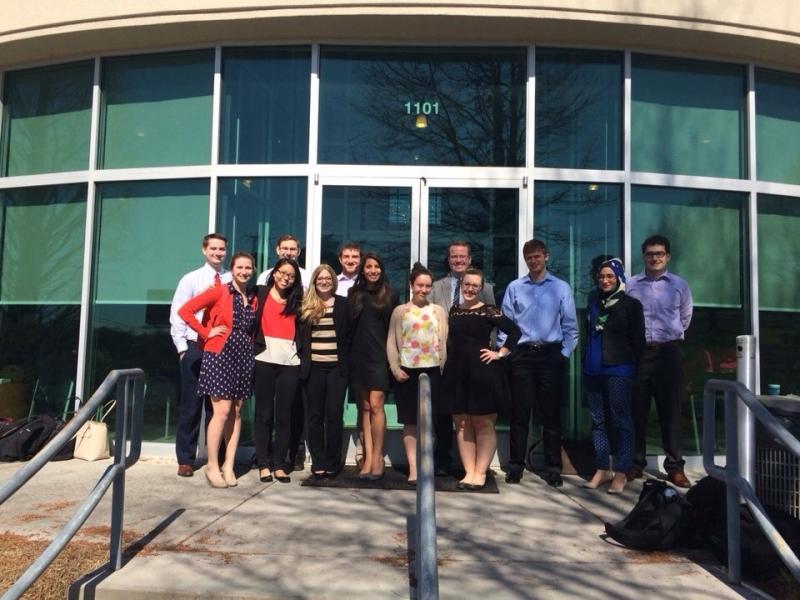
[
  {"x1": 274, "y1": 269, "x2": 296, "y2": 280},
  {"x1": 597, "y1": 274, "x2": 617, "y2": 281},
  {"x1": 461, "y1": 282, "x2": 481, "y2": 290},
  {"x1": 316, "y1": 276, "x2": 333, "y2": 283},
  {"x1": 644, "y1": 251, "x2": 667, "y2": 259}
]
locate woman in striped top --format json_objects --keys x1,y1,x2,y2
[{"x1": 299, "y1": 264, "x2": 351, "y2": 478}]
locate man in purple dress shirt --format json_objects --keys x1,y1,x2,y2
[{"x1": 625, "y1": 235, "x2": 693, "y2": 488}]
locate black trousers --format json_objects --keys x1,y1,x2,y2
[
  {"x1": 632, "y1": 343, "x2": 685, "y2": 473},
  {"x1": 175, "y1": 341, "x2": 212, "y2": 465},
  {"x1": 305, "y1": 363, "x2": 347, "y2": 472},
  {"x1": 254, "y1": 361, "x2": 300, "y2": 472},
  {"x1": 508, "y1": 345, "x2": 565, "y2": 474}
]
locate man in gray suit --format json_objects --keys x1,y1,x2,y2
[
  {"x1": 429, "y1": 241, "x2": 495, "y2": 476},
  {"x1": 431, "y1": 240, "x2": 495, "y2": 312}
]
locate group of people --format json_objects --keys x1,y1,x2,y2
[{"x1": 169, "y1": 232, "x2": 693, "y2": 494}]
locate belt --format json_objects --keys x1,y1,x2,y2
[
  {"x1": 645, "y1": 340, "x2": 681, "y2": 349},
  {"x1": 518, "y1": 341, "x2": 560, "y2": 352}
]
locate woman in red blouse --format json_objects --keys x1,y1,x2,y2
[{"x1": 253, "y1": 258, "x2": 305, "y2": 483}]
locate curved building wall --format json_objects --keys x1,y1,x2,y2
[{"x1": 0, "y1": 2, "x2": 798, "y2": 456}]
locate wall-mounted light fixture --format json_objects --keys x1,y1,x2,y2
[{"x1": 415, "y1": 115, "x2": 428, "y2": 129}]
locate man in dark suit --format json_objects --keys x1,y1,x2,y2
[{"x1": 429, "y1": 241, "x2": 495, "y2": 476}]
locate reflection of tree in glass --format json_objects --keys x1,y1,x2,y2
[{"x1": 349, "y1": 50, "x2": 525, "y2": 166}]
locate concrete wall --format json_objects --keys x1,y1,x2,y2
[{"x1": 1, "y1": 1, "x2": 799, "y2": 70}]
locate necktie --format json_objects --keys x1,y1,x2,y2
[
  {"x1": 452, "y1": 277, "x2": 461, "y2": 309},
  {"x1": 214, "y1": 273, "x2": 221, "y2": 285}
]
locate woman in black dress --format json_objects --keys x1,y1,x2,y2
[
  {"x1": 178, "y1": 252, "x2": 257, "y2": 488},
  {"x1": 442, "y1": 267, "x2": 520, "y2": 490},
  {"x1": 348, "y1": 253, "x2": 400, "y2": 479}
]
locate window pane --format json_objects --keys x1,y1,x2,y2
[
  {"x1": 427, "y1": 188, "x2": 518, "y2": 303},
  {"x1": 632, "y1": 54, "x2": 746, "y2": 178},
  {"x1": 100, "y1": 51, "x2": 213, "y2": 168},
  {"x1": 0, "y1": 185, "x2": 85, "y2": 419},
  {"x1": 319, "y1": 46, "x2": 526, "y2": 166},
  {"x1": 94, "y1": 180, "x2": 209, "y2": 303},
  {"x1": 1, "y1": 185, "x2": 86, "y2": 303},
  {"x1": 1, "y1": 62, "x2": 92, "y2": 176},
  {"x1": 756, "y1": 69, "x2": 800, "y2": 185},
  {"x1": 632, "y1": 185, "x2": 749, "y2": 456},
  {"x1": 535, "y1": 48, "x2": 622, "y2": 169},
  {"x1": 220, "y1": 47, "x2": 311, "y2": 164},
  {"x1": 534, "y1": 181, "x2": 623, "y2": 440},
  {"x1": 758, "y1": 194, "x2": 800, "y2": 395},
  {"x1": 216, "y1": 177, "x2": 308, "y2": 274},
  {"x1": 90, "y1": 180, "x2": 209, "y2": 441}
]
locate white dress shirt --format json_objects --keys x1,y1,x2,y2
[
  {"x1": 169, "y1": 263, "x2": 231, "y2": 354},
  {"x1": 336, "y1": 272, "x2": 357, "y2": 297}
]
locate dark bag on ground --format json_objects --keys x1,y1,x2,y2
[
  {"x1": 0, "y1": 414, "x2": 73, "y2": 461},
  {"x1": 604, "y1": 479, "x2": 692, "y2": 550},
  {"x1": 686, "y1": 475, "x2": 800, "y2": 580}
]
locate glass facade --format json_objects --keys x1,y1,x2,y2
[
  {"x1": 318, "y1": 47, "x2": 526, "y2": 165},
  {"x1": 0, "y1": 44, "x2": 797, "y2": 456},
  {"x1": 631, "y1": 54, "x2": 747, "y2": 179}
]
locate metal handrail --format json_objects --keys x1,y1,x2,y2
[
  {"x1": 0, "y1": 368, "x2": 145, "y2": 600},
  {"x1": 415, "y1": 373, "x2": 439, "y2": 599},
  {"x1": 703, "y1": 379, "x2": 800, "y2": 584}
]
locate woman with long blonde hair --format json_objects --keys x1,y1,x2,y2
[{"x1": 300, "y1": 264, "x2": 351, "y2": 477}]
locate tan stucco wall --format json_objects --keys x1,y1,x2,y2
[{"x1": 1, "y1": 1, "x2": 799, "y2": 70}]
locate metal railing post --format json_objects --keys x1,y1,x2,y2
[
  {"x1": 416, "y1": 373, "x2": 439, "y2": 599},
  {"x1": 724, "y1": 390, "x2": 742, "y2": 584},
  {"x1": 109, "y1": 378, "x2": 129, "y2": 570},
  {"x1": 736, "y1": 335, "x2": 757, "y2": 487}
]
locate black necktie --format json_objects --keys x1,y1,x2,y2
[{"x1": 452, "y1": 277, "x2": 461, "y2": 309}]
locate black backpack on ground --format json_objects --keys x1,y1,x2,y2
[
  {"x1": 604, "y1": 479, "x2": 692, "y2": 551},
  {"x1": 0, "y1": 414, "x2": 73, "y2": 462}
]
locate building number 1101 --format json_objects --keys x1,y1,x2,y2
[{"x1": 405, "y1": 101, "x2": 439, "y2": 115}]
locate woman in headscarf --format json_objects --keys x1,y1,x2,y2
[{"x1": 582, "y1": 258, "x2": 645, "y2": 494}]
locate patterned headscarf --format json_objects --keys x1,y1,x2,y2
[{"x1": 595, "y1": 258, "x2": 626, "y2": 331}]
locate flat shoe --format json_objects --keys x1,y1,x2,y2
[
  {"x1": 204, "y1": 467, "x2": 228, "y2": 489},
  {"x1": 259, "y1": 469, "x2": 273, "y2": 483},
  {"x1": 407, "y1": 479, "x2": 417, "y2": 487},
  {"x1": 456, "y1": 481, "x2": 467, "y2": 490},
  {"x1": 583, "y1": 475, "x2": 613, "y2": 489},
  {"x1": 358, "y1": 471, "x2": 372, "y2": 480},
  {"x1": 607, "y1": 486, "x2": 625, "y2": 495},
  {"x1": 369, "y1": 471, "x2": 385, "y2": 481},
  {"x1": 274, "y1": 472, "x2": 291, "y2": 483}
]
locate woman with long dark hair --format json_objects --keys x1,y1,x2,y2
[
  {"x1": 178, "y1": 252, "x2": 257, "y2": 488},
  {"x1": 253, "y1": 258, "x2": 306, "y2": 484},
  {"x1": 300, "y1": 264, "x2": 351, "y2": 478},
  {"x1": 387, "y1": 263, "x2": 448, "y2": 485},
  {"x1": 348, "y1": 253, "x2": 400, "y2": 479}
]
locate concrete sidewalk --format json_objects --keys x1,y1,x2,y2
[{"x1": 0, "y1": 458, "x2": 760, "y2": 599}]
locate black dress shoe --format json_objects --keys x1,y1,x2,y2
[
  {"x1": 505, "y1": 472, "x2": 522, "y2": 484},
  {"x1": 274, "y1": 471, "x2": 291, "y2": 483},
  {"x1": 542, "y1": 472, "x2": 563, "y2": 488}
]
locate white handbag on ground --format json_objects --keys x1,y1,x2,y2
[{"x1": 73, "y1": 400, "x2": 115, "y2": 461}]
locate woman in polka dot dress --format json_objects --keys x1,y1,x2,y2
[{"x1": 178, "y1": 252, "x2": 258, "y2": 488}]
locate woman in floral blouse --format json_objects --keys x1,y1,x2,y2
[{"x1": 387, "y1": 263, "x2": 448, "y2": 485}]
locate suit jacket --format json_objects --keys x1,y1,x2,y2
[
  {"x1": 430, "y1": 275, "x2": 495, "y2": 314},
  {"x1": 177, "y1": 282, "x2": 257, "y2": 354}
]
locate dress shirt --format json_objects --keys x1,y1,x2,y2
[
  {"x1": 336, "y1": 272, "x2": 357, "y2": 297},
  {"x1": 256, "y1": 266, "x2": 310, "y2": 289},
  {"x1": 626, "y1": 270, "x2": 693, "y2": 343},
  {"x1": 498, "y1": 271, "x2": 579, "y2": 357},
  {"x1": 170, "y1": 263, "x2": 232, "y2": 354}
]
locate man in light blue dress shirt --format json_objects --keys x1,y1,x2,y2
[
  {"x1": 499, "y1": 239, "x2": 578, "y2": 487},
  {"x1": 626, "y1": 234, "x2": 693, "y2": 488}
]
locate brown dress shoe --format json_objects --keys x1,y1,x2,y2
[
  {"x1": 177, "y1": 464, "x2": 194, "y2": 477},
  {"x1": 625, "y1": 468, "x2": 643, "y2": 482},
  {"x1": 668, "y1": 470, "x2": 692, "y2": 488}
]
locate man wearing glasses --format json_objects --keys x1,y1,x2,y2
[
  {"x1": 430, "y1": 240, "x2": 494, "y2": 476},
  {"x1": 500, "y1": 239, "x2": 578, "y2": 487},
  {"x1": 626, "y1": 234, "x2": 693, "y2": 488},
  {"x1": 256, "y1": 234, "x2": 311, "y2": 290}
]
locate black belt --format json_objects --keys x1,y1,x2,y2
[
  {"x1": 645, "y1": 340, "x2": 681, "y2": 349},
  {"x1": 518, "y1": 342, "x2": 560, "y2": 352}
]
